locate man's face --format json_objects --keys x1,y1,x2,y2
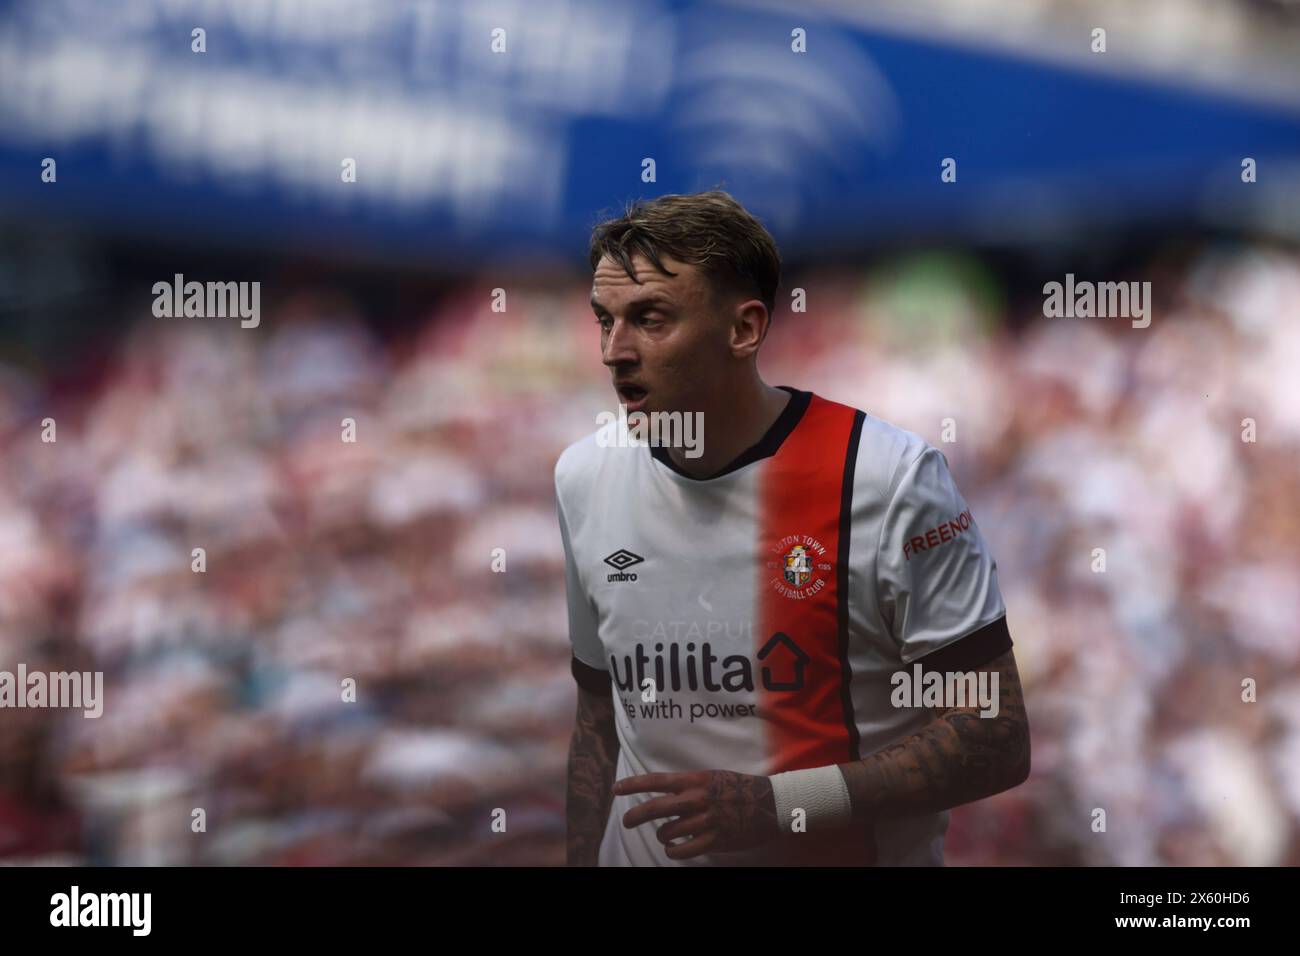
[{"x1": 590, "y1": 252, "x2": 730, "y2": 415}]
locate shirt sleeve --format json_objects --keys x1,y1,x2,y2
[
  {"x1": 875, "y1": 445, "x2": 1008, "y2": 665},
  {"x1": 555, "y1": 487, "x2": 609, "y2": 689}
]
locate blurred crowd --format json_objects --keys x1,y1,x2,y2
[{"x1": 0, "y1": 240, "x2": 1297, "y2": 865}]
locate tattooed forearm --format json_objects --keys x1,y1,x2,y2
[
  {"x1": 837, "y1": 649, "x2": 1030, "y2": 822},
  {"x1": 566, "y1": 686, "x2": 621, "y2": 866},
  {"x1": 705, "y1": 770, "x2": 780, "y2": 844}
]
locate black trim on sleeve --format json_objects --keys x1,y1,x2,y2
[
  {"x1": 836, "y1": 409, "x2": 867, "y2": 763},
  {"x1": 915, "y1": 615, "x2": 1012, "y2": 674},
  {"x1": 571, "y1": 655, "x2": 612, "y2": 695}
]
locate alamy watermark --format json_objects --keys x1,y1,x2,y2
[
  {"x1": 0, "y1": 664, "x2": 103, "y2": 718},
  {"x1": 50, "y1": 886, "x2": 150, "y2": 936},
  {"x1": 1042, "y1": 273, "x2": 1151, "y2": 328},
  {"x1": 596, "y1": 405, "x2": 704, "y2": 458},
  {"x1": 152, "y1": 273, "x2": 260, "y2": 328},
  {"x1": 891, "y1": 664, "x2": 999, "y2": 718}
]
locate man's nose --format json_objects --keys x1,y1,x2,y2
[{"x1": 601, "y1": 318, "x2": 637, "y2": 368}]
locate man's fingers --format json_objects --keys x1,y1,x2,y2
[
  {"x1": 613, "y1": 771, "x2": 698, "y2": 797},
  {"x1": 621, "y1": 792, "x2": 702, "y2": 829},
  {"x1": 656, "y1": 812, "x2": 710, "y2": 846},
  {"x1": 664, "y1": 829, "x2": 718, "y2": 861}
]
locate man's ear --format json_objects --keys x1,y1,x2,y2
[
  {"x1": 730, "y1": 299, "x2": 769, "y2": 358},
  {"x1": 756, "y1": 305, "x2": 774, "y2": 346}
]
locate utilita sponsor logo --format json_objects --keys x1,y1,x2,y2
[{"x1": 610, "y1": 632, "x2": 809, "y2": 694}]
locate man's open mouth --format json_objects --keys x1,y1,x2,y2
[{"x1": 617, "y1": 384, "x2": 648, "y2": 404}]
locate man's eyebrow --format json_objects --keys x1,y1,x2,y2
[{"x1": 589, "y1": 295, "x2": 674, "y2": 314}]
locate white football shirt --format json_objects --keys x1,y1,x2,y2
[{"x1": 556, "y1": 387, "x2": 1010, "y2": 866}]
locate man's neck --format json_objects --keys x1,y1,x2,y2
[{"x1": 665, "y1": 380, "x2": 791, "y2": 479}]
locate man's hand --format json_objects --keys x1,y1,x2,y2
[{"x1": 613, "y1": 770, "x2": 781, "y2": 860}]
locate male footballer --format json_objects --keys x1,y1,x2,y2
[{"x1": 557, "y1": 191, "x2": 1029, "y2": 866}]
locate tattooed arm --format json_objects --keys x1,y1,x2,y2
[
  {"x1": 606, "y1": 650, "x2": 1028, "y2": 861},
  {"x1": 836, "y1": 648, "x2": 1031, "y2": 821},
  {"x1": 566, "y1": 683, "x2": 621, "y2": 866}
]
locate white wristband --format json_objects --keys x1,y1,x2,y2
[{"x1": 768, "y1": 765, "x2": 854, "y2": 833}]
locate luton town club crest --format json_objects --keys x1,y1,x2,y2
[
  {"x1": 784, "y1": 545, "x2": 812, "y2": 587},
  {"x1": 767, "y1": 534, "x2": 832, "y2": 599}
]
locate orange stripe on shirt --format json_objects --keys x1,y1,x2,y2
[{"x1": 756, "y1": 393, "x2": 874, "y2": 865}]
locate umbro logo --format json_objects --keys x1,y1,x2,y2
[
  {"x1": 604, "y1": 549, "x2": 644, "y2": 583},
  {"x1": 604, "y1": 549, "x2": 644, "y2": 571}
]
